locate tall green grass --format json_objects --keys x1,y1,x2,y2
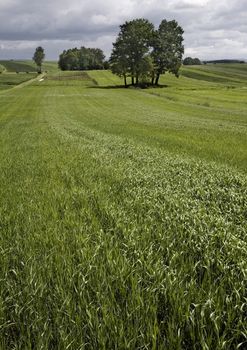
[{"x1": 0, "y1": 65, "x2": 246, "y2": 349}]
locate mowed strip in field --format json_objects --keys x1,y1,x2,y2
[{"x1": 0, "y1": 65, "x2": 247, "y2": 349}]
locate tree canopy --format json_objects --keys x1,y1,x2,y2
[
  {"x1": 152, "y1": 20, "x2": 184, "y2": 85},
  {"x1": 33, "y1": 46, "x2": 45, "y2": 73},
  {"x1": 110, "y1": 18, "x2": 184, "y2": 86},
  {"x1": 183, "y1": 57, "x2": 201, "y2": 65},
  {"x1": 58, "y1": 47, "x2": 105, "y2": 71}
]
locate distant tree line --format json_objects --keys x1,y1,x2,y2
[
  {"x1": 110, "y1": 18, "x2": 184, "y2": 86},
  {"x1": 183, "y1": 57, "x2": 201, "y2": 65},
  {"x1": 58, "y1": 47, "x2": 106, "y2": 71},
  {"x1": 204, "y1": 59, "x2": 245, "y2": 64}
]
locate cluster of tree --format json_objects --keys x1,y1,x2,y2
[
  {"x1": 58, "y1": 47, "x2": 105, "y2": 71},
  {"x1": 183, "y1": 57, "x2": 201, "y2": 65},
  {"x1": 205, "y1": 59, "x2": 245, "y2": 64},
  {"x1": 33, "y1": 46, "x2": 45, "y2": 73},
  {"x1": 110, "y1": 18, "x2": 184, "y2": 86}
]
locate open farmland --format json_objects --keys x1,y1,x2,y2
[
  {"x1": 0, "y1": 64, "x2": 246, "y2": 349},
  {"x1": 0, "y1": 60, "x2": 58, "y2": 73},
  {"x1": 0, "y1": 73, "x2": 37, "y2": 91}
]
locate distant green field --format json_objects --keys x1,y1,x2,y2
[
  {"x1": 0, "y1": 72, "x2": 37, "y2": 91},
  {"x1": 181, "y1": 63, "x2": 247, "y2": 85},
  {"x1": 0, "y1": 60, "x2": 37, "y2": 72},
  {"x1": 0, "y1": 64, "x2": 246, "y2": 349},
  {"x1": 0, "y1": 60, "x2": 58, "y2": 72},
  {"x1": 34, "y1": 71, "x2": 98, "y2": 87}
]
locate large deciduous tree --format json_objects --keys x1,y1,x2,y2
[
  {"x1": 152, "y1": 20, "x2": 184, "y2": 85},
  {"x1": 110, "y1": 37, "x2": 129, "y2": 86},
  {"x1": 33, "y1": 46, "x2": 45, "y2": 73},
  {"x1": 110, "y1": 18, "x2": 184, "y2": 86},
  {"x1": 110, "y1": 19, "x2": 154, "y2": 86}
]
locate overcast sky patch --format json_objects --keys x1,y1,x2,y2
[{"x1": 0, "y1": 0, "x2": 246, "y2": 60}]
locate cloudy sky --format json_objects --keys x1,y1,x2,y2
[{"x1": 0, "y1": 0, "x2": 246, "y2": 60}]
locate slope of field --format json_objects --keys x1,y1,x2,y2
[
  {"x1": 0, "y1": 66, "x2": 246, "y2": 349},
  {"x1": 36, "y1": 71, "x2": 98, "y2": 87},
  {"x1": 0, "y1": 72, "x2": 37, "y2": 91},
  {"x1": 181, "y1": 63, "x2": 247, "y2": 85},
  {"x1": 0, "y1": 60, "x2": 37, "y2": 72},
  {"x1": 0, "y1": 60, "x2": 58, "y2": 72},
  {"x1": 41, "y1": 60, "x2": 60, "y2": 72},
  {"x1": 89, "y1": 68, "x2": 247, "y2": 172}
]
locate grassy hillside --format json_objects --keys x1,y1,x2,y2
[
  {"x1": 0, "y1": 60, "x2": 58, "y2": 72},
  {"x1": 181, "y1": 63, "x2": 247, "y2": 85},
  {"x1": 0, "y1": 60, "x2": 37, "y2": 72},
  {"x1": 0, "y1": 65, "x2": 246, "y2": 349},
  {"x1": 89, "y1": 68, "x2": 247, "y2": 171},
  {"x1": 0, "y1": 73, "x2": 37, "y2": 91},
  {"x1": 39, "y1": 71, "x2": 98, "y2": 87}
]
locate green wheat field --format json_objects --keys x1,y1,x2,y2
[{"x1": 0, "y1": 61, "x2": 247, "y2": 349}]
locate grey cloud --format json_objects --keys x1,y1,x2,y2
[{"x1": 0, "y1": 0, "x2": 247, "y2": 60}]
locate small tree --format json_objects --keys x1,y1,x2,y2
[{"x1": 33, "y1": 46, "x2": 45, "y2": 73}]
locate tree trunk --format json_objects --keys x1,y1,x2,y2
[
  {"x1": 151, "y1": 71, "x2": 155, "y2": 85},
  {"x1": 136, "y1": 75, "x2": 139, "y2": 85},
  {"x1": 131, "y1": 75, "x2": 134, "y2": 85},
  {"x1": 155, "y1": 73, "x2": 160, "y2": 85},
  {"x1": 124, "y1": 74, "x2": 127, "y2": 87}
]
